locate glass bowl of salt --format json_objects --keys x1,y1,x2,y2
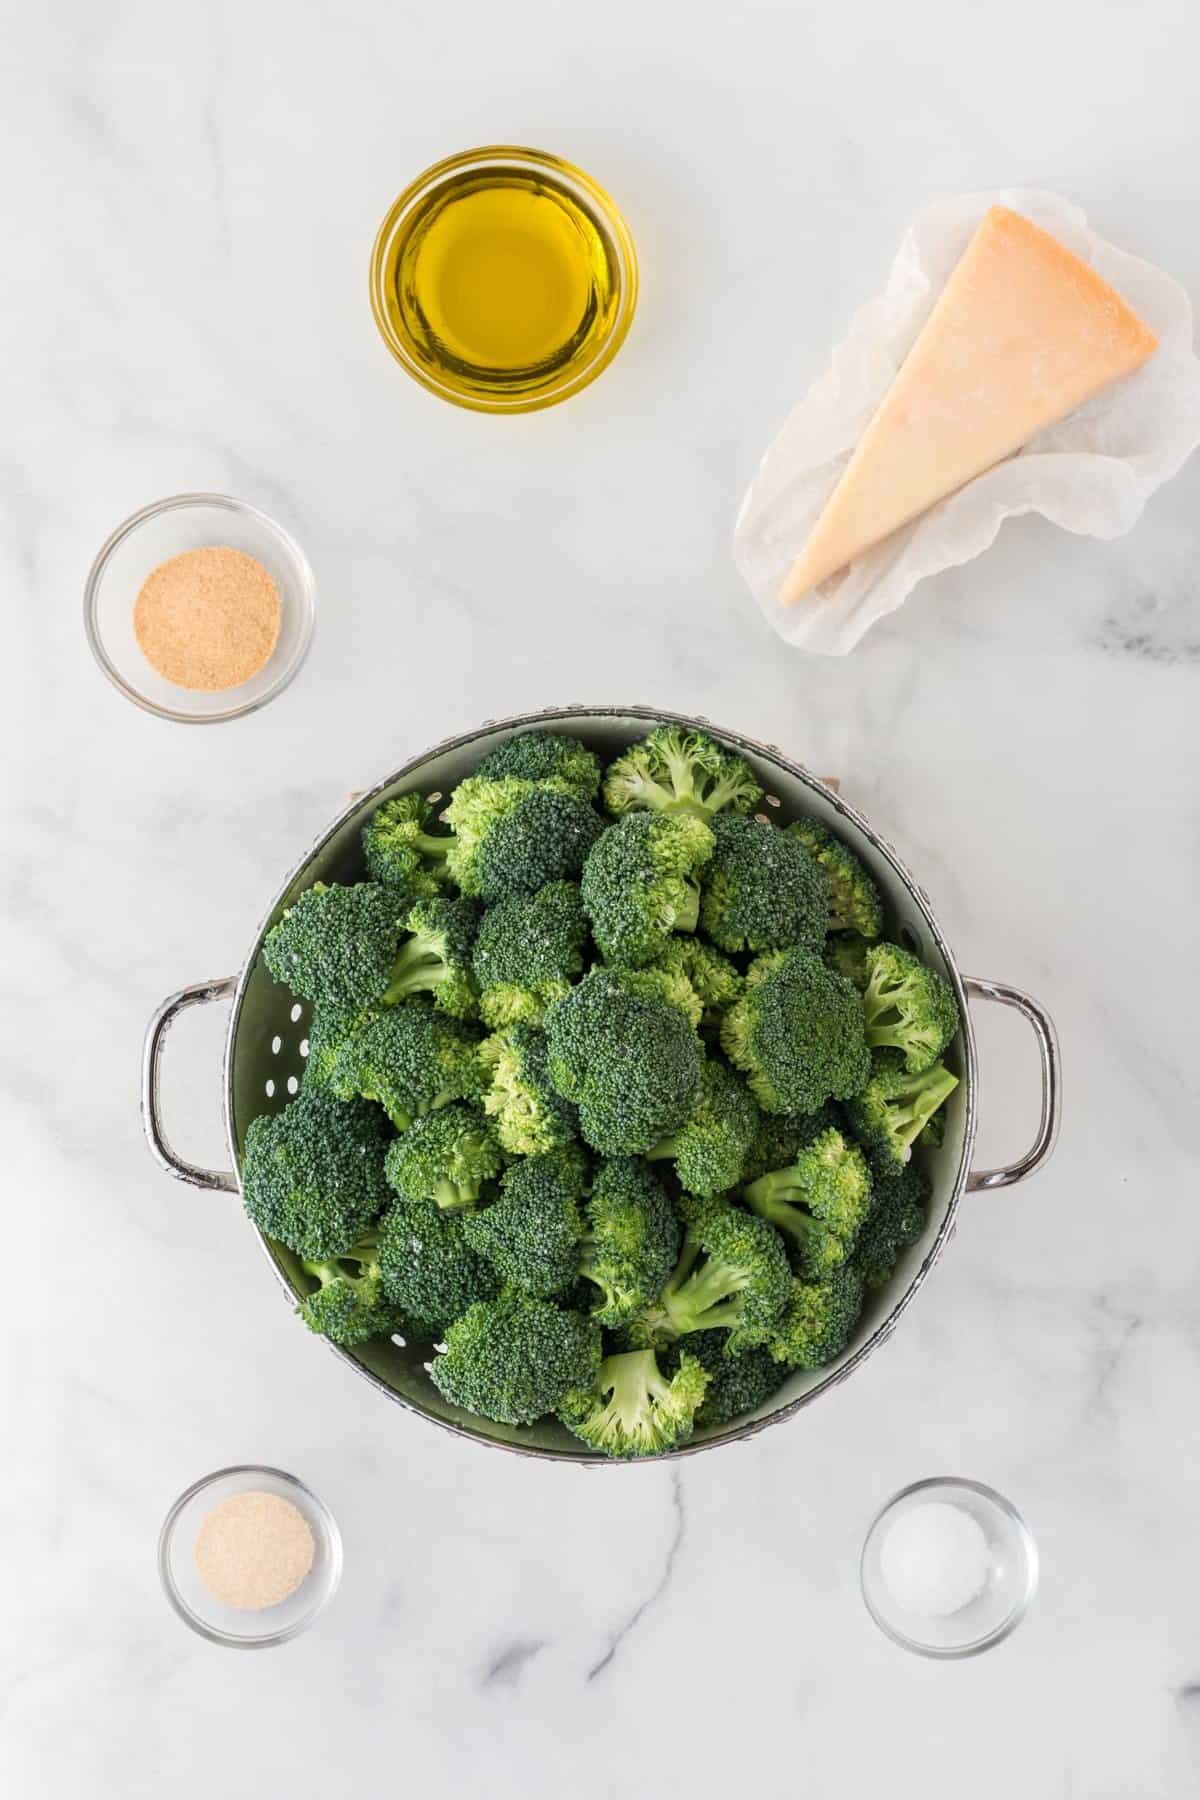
[{"x1": 860, "y1": 1477, "x2": 1038, "y2": 1658}]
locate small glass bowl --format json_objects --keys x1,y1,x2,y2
[
  {"x1": 84, "y1": 493, "x2": 316, "y2": 723},
  {"x1": 860, "y1": 1477, "x2": 1038, "y2": 1659},
  {"x1": 158, "y1": 1465, "x2": 341, "y2": 1648},
  {"x1": 369, "y1": 145, "x2": 638, "y2": 414}
]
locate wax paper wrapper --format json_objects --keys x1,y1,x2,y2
[{"x1": 734, "y1": 187, "x2": 1200, "y2": 654}]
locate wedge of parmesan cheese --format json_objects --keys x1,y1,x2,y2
[{"x1": 781, "y1": 206, "x2": 1158, "y2": 604}]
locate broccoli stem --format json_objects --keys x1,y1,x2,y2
[
  {"x1": 659, "y1": 1253, "x2": 748, "y2": 1335},
  {"x1": 381, "y1": 931, "x2": 452, "y2": 1005},
  {"x1": 675, "y1": 881, "x2": 701, "y2": 934}
]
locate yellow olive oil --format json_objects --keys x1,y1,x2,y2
[{"x1": 371, "y1": 150, "x2": 636, "y2": 412}]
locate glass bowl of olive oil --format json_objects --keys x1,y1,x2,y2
[{"x1": 370, "y1": 146, "x2": 637, "y2": 414}]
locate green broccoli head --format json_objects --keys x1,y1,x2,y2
[
  {"x1": 853, "y1": 1162, "x2": 930, "y2": 1289},
  {"x1": 241, "y1": 1086, "x2": 390, "y2": 1260},
  {"x1": 861, "y1": 943, "x2": 960, "y2": 1073},
  {"x1": 578, "y1": 1156, "x2": 682, "y2": 1325},
  {"x1": 479, "y1": 1024, "x2": 579, "y2": 1155},
  {"x1": 699, "y1": 815, "x2": 828, "y2": 955},
  {"x1": 646, "y1": 1058, "x2": 760, "y2": 1196},
  {"x1": 769, "y1": 1265, "x2": 865, "y2": 1370},
  {"x1": 443, "y1": 776, "x2": 604, "y2": 900},
  {"x1": 462, "y1": 1146, "x2": 589, "y2": 1297},
  {"x1": 383, "y1": 1103, "x2": 505, "y2": 1212},
  {"x1": 721, "y1": 947, "x2": 871, "y2": 1115},
  {"x1": 431, "y1": 1289, "x2": 601, "y2": 1425},
  {"x1": 581, "y1": 811, "x2": 714, "y2": 966},
  {"x1": 302, "y1": 999, "x2": 372, "y2": 1091},
  {"x1": 329, "y1": 1004, "x2": 484, "y2": 1130},
  {"x1": 666, "y1": 1329, "x2": 786, "y2": 1429},
  {"x1": 380, "y1": 896, "x2": 481, "y2": 1018},
  {"x1": 650, "y1": 937, "x2": 744, "y2": 1035},
  {"x1": 559, "y1": 1347, "x2": 708, "y2": 1458},
  {"x1": 298, "y1": 1231, "x2": 407, "y2": 1346},
  {"x1": 630, "y1": 1199, "x2": 792, "y2": 1355},
  {"x1": 823, "y1": 934, "x2": 872, "y2": 991},
  {"x1": 787, "y1": 817, "x2": 884, "y2": 938},
  {"x1": 843, "y1": 1051, "x2": 959, "y2": 1174},
  {"x1": 544, "y1": 967, "x2": 702, "y2": 1155},
  {"x1": 471, "y1": 881, "x2": 588, "y2": 1028},
  {"x1": 740, "y1": 1103, "x2": 842, "y2": 1184},
  {"x1": 602, "y1": 725, "x2": 762, "y2": 823},
  {"x1": 377, "y1": 1195, "x2": 498, "y2": 1334},
  {"x1": 742, "y1": 1126, "x2": 872, "y2": 1280},
  {"x1": 361, "y1": 794, "x2": 452, "y2": 894},
  {"x1": 472, "y1": 730, "x2": 602, "y2": 798},
  {"x1": 262, "y1": 882, "x2": 408, "y2": 1008}
]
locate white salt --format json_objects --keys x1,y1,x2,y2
[{"x1": 879, "y1": 1501, "x2": 990, "y2": 1618}]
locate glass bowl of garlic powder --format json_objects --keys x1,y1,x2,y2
[
  {"x1": 159, "y1": 1466, "x2": 341, "y2": 1647},
  {"x1": 84, "y1": 493, "x2": 316, "y2": 724}
]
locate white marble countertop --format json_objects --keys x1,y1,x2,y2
[{"x1": 5, "y1": 2, "x2": 1198, "y2": 1794}]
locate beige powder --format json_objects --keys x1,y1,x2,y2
[
  {"x1": 193, "y1": 1490, "x2": 315, "y2": 1610},
  {"x1": 133, "y1": 545, "x2": 281, "y2": 691}
]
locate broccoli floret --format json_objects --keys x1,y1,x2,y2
[
  {"x1": 559, "y1": 1347, "x2": 708, "y2": 1457},
  {"x1": 611, "y1": 962, "x2": 703, "y2": 1029},
  {"x1": 769, "y1": 1266, "x2": 865, "y2": 1370},
  {"x1": 740, "y1": 1103, "x2": 842, "y2": 1184},
  {"x1": 843, "y1": 1051, "x2": 959, "y2": 1174},
  {"x1": 787, "y1": 817, "x2": 883, "y2": 938},
  {"x1": 471, "y1": 881, "x2": 588, "y2": 1028},
  {"x1": 581, "y1": 812, "x2": 714, "y2": 966},
  {"x1": 823, "y1": 934, "x2": 872, "y2": 991},
  {"x1": 302, "y1": 999, "x2": 371, "y2": 1090},
  {"x1": 545, "y1": 967, "x2": 702, "y2": 1154},
  {"x1": 380, "y1": 897, "x2": 481, "y2": 1018},
  {"x1": 742, "y1": 1126, "x2": 872, "y2": 1279},
  {"x1": 263, "y1": 882, "x2": 407, "y2": 1008},
  {"x1": 443, "y1": 776, "x2": 604, "y2": 900},
  {"x1": 699, "y1": 815, "x2": 828, "y2": 955},
  {"x1": 462, "y1": 1147, "x2": 589, "y2": 1296},
  {"x1": 472, "y1": 730, "x2": 602, "y2": 799},
  {"x1": 241, "y1": 1086, "x2": 390, "y2": 1260},
  {"x1": 330, "y1": 1005, "x2": 483, "y2": 1130},
  {"x1": 602, "y1": 725, "x2": 762, "y2": 823},
  {"x1": 431, "y1": 1289, "x2": 601, "y2": 1425},
  {"x1": 861, "y1": 943, "x2": 960, "y2": 1073},
  {"x1": 721, "y1": 948, "x2": 870, "y2": 1115},
  {"x1": 298, "y1": 1231, "x2": 406, "y2": 1346},
  {"x1": 919, "y1": 1110, "x2": 945, "y2": 1149},
  {"x1": 377, "y1": 1196, "x2": 498, "y2": 1333},
  {"x1": 479, "y1": 1024, "x2": 578, "y2": 1155},
  {"x1": 853, "y1": 1163, "x2": 930, "y2": 1288},
  {"x1": 384, "y1": 1104, "x2": 504, "y2": 1212},
  {"x1": 361, "y1": 794, "x2": 452, "y2": 894},
  {"x1": 667, "y1": 1328, "x2": 786, "y2": 1428},
  {"x1": 650, "y1": 937, "x2": 744, "y2": 1035},
  {"x1": 630, "y1": 1199, "x2": 791, "y2": 1354},
  {"x1": 646, "y1": 1058, "x2": 760, "y2": 1196},
  {"x1": 578, "y1": 1157, "x2": 682, "y2": 1325}
]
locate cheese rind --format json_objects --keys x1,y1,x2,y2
[{"x1": 781, "y1": 206, "x2": 1158, "y2": 604}]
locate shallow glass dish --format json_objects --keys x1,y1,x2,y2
[
  {"x1": 84, "y1": 493, "x2": 316, "y2": 723},
  {"x1": 158, "y1": 1465, "x2": 341, "y2": 1648},
  {"x1": 369, "y1": 145, "x2": 638, "y2": 413},
  {"x1": 860, "y1": 1477, "x2": 1038, "y2": 1658}
]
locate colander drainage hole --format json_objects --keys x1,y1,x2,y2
[
  {"x1": 299, "y1": 1038, "x2": 309, "y2": 1058},
  {"x1": 290, "y1": 1003, "x2": 302, "y2": 1023},
  {"x1": 391, "y1": 1334, "x2": 407, "y2": 1348},
  {"x1": 286, "y1": 1075, "x2": 299, "y2": 1096},
  {"x1": 265, "y1": 1079, "x2": 275, "y2": 1098},
  {"x1": 764, "y1": 793, "x2": 781, "y2": 808},
  {"x1": 271, "y1": 1034, "x2": 282, "y2": 1055}
]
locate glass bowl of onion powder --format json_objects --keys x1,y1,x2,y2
[
  {"x1": 860, "y1": 1477, "x2": 1038, "y2": 1658},
  {"x1": 159, "y1": 1466, "x2": 341, "y2": 1647},
  {"x1": 85, "y1": 493, "x2": 316, "y2": 723}
]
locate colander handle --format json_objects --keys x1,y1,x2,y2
[
  {"x1": 963, "y1": 976, "x2": 1061, "y2": 1191},
  {"x1": 142, "y1": 977, "x2": 239, "y2": 1192}
]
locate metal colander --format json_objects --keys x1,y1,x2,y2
[{"x1": 143, "y1": 706, "x2": 1059, "y2": 1465}]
